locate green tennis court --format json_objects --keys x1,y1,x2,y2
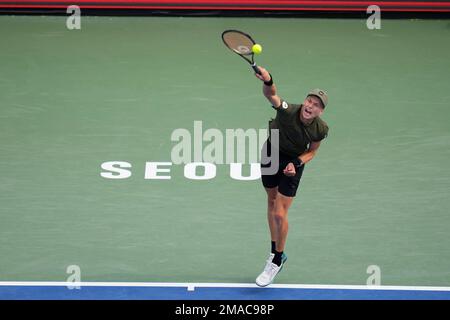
[{"x1": 1, "y1": 15, "x2": 450, "y2": 290}]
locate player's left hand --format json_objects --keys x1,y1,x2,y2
[{"x1": 283, "y1": 163, "x2": 296, "y2": 176}]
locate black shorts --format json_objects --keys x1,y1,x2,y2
[{"x1": 260, "y1": 140, "x2": 305, "y2": 197}]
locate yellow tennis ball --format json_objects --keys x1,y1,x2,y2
[{"x1": 252, "y1": 44, "x2": 262, "y2": 54}]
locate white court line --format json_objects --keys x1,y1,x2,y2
[{"x1": 0, "y1": 281, "x2": 450, "y2": 292}]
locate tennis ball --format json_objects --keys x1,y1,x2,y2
[{"x1": 252, "y1": 44, "x2": 262, "y2": 54}]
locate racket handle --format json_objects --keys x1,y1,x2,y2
[{"x1": 252, "y1": 63, "x2": 261, "y2": 75}]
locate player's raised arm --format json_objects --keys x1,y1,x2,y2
[{"x1": 255, "y1": 66, "x2": 281, "y2": 108}]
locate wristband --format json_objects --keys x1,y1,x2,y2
[
  {"x1": 264, "y1": 73, "x2": 273, "y2": 86},
  {"x1": 292, "y1": 158, "x2": 303, "y2": 169}
]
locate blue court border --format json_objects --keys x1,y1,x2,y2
[{"x1": 1, "y1": 283, "x2": 450, "y2": 300}]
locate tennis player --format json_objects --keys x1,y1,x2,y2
[{"x1": 254, "y1": 66, "x2": 329, "y2": 287}]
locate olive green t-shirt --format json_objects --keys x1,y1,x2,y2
[{"x1": 268, "y1": 99, "x2": 329, "y2": 157}]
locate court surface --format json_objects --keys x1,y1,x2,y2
[{"x1": 1, "y1": 15, "x2": 450, "y2": 299}]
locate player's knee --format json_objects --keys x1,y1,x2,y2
[{"x1": 274, "y1": 211, "x2": 287, "y2": 224}]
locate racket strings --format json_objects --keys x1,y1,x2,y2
[{"x1": 222, "y1": 32, "x2": 254, "y2": 56}]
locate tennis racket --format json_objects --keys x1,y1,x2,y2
[{"x1": 221, "y1": 29, "x2": 261, "y2": 75}]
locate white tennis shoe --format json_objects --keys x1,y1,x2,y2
[{"x1": 256, "y1": 253, "x2": 280, "y2": 287}]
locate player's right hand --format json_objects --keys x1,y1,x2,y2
[{"x1": 255, "y1": 66, "x2": 271, "y2": 82}]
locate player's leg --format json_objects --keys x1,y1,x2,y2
[
  {"x1": 257, "y1": 188, "x2": 292, "y2": 288},
  {"x1": 261, "y1": 144, "x2": 282, "y2": 255},
  {"x1": 257, "y1": 140, "x2": 285, "y2": 287},
  {"x1": 272, "y1": 164, "x2": 304, "y2": 266},
  {"x1": 256, "y1": 164, "x2": 304, "y2": 287},
  {"x1": 273, "y1": 192, "x2": 294, "y2": 254},
  {"x1": 257, "y1": 163, "x2": 282, "y2": 287},
  {"x1": 274, "y1": 163, "x2": 304, "y2": 255},
  {"x1": 265, "y1": 186, "x2": 278, "y2": 250}
]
